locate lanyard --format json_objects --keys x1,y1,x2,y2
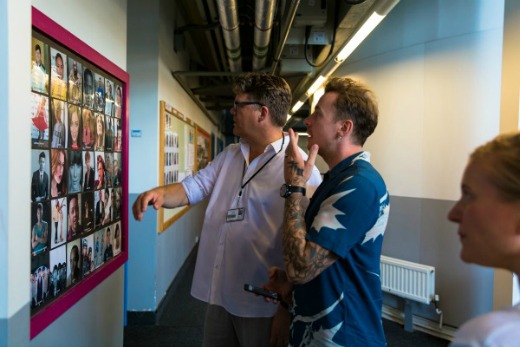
[{"x1": 238, "y1": 134, "x2": 285, "y2": 198}]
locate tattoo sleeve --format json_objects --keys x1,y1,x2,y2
[{"x1": 282, "y1": 195, "x2": 338, "y2": 284}]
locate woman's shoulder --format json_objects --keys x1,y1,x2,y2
[{"x1": 451, "y1": 306, "x2": 520, "y2": 346}]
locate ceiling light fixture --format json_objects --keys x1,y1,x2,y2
[
  {"x1": 291, "y1": 100, "x2": 305, "y2": 114},
  {"x1": 335, "y1": 12, "x2": 385, "y2": 63},
  {"x1": 306, "y1": 75, "x2": 327, "y2": 96},
  {"x1": 289, "y1": 0, "x2": 400, "y2": 115}
]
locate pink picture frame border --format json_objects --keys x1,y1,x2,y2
[{"x1": 31, "y1": 7, "x2": 129, "y2": 339}]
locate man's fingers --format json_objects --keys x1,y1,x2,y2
[
  {"x1": 306, "y1": 144, "x2": 319, "y2": 170},
  {"x1": 287, "y1": 128, "x2": 299, "y2": 154},
  {"x1": 132, "y1": 193, "x2": 151, "y2": 220}
]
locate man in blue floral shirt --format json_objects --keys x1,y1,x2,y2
[{"x1": 269, "y1": 77, "x2": 390, "y2": 346}]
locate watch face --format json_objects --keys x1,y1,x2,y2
[{"x1": 280, "y1": 184, "x2": 288, "y2": 197}]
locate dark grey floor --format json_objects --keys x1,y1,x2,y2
[{"x1": 124, "y1": 248, "x2": 450, "y2": 347}]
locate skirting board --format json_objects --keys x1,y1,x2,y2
[{"x1": 382, "y1": 305, "x2": 456, "y2": 341}]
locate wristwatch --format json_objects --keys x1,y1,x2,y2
[{"x1": 280, "y1": 183, "x2": 306, "y2": 198}]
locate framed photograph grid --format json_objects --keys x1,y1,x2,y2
[{"x1": 30, "y1": 7, "x2": 129, "y2": 339}]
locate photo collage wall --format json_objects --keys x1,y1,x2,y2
[{"x1": 30, "y1": 32, "x2": 123, "y2": 315}]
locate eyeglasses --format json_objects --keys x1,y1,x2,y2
[{"x1": 233, "y1": 100, "x2": 265, "y2": 111}]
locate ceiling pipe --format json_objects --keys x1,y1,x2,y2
[
  {"x1": 253, "y1": 0, "x2": 277, "y2": 71},
  {"x1": 270, "y1": 0, "x2": 300, "y2": 74},
  {"x1": 171, "y1": 71, "x2": 219, "y2": 126},
  {"x1": 216, "y1": 0, "x2": 242, "y2": 72}
]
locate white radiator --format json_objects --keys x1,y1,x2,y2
[{"x1": 380, "y1": 255, "x2": 436, "y2": 305}]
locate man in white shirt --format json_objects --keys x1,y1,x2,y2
[{"x1": 133, "y1": 72, "x2": 322, "y2": 347}]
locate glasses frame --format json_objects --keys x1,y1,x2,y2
[{"x1": 233, "y1": 100, "x2": 265, "y2": 111}]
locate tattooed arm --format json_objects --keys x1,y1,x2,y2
[
  {"x1": 282, "y1": 129, "x2": 338, "y2": 284},
  {"x1": 283, "y1": 188, "x2": 338, "y2": 284}
]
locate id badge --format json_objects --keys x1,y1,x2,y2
[{"x1": 226, "y1": 208, "x2": 245, "y2": 222}]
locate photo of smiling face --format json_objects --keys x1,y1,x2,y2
[
  {"x1": 67, "y1": 194, "x2": 82, "y2": 238},
  {"x1": 68, "y1": 105, "x2": 81, "y2": 150},
  {"x1": 55, "y1": 54, "x2": 63, "y2": 79}
]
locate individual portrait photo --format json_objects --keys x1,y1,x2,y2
[
  {"x1": 113, "y1": 221, "x2": 122, "y2": 256},
  {"x1": 103, "y1": 225, "x2": 114, "y2": 263},
  {"x1": 114, "y1": 84, "x2": 122, "y2": 119},
  {"x1": 50, "y1": 197, "x2": 67, "y2": 249},
  {"x1": 81, "y1": 235, "x2": 94, "y2": 277},
  {"x1": 113, "y1": 187, "x2": 122, "y2": 221},
  {"x1": 104, "y1": 152, "x2": 113, "y2": 188},
  {"x1": 94, "y1": 152, "x2": 106, "y2": 190},
  {"x1": 112, "y1": 152, "x2": 122, "y2": 187},
  {"x1": 31, "y1": 253, "x2": 50, "y2": 310},
  {"x1": 31, "y1": 201, "x2": 50, "y2": 257},
  {"x1": 31, "y1": 150, "x2": 50, "y2": 203},
  {"x1": 104, "y1": 116, "x2": 113, "y2": 152},
  {"x1": 67, "y1": 57, "x2": 83, "y2": 105},
  {"x1": 67, "y1": 194, "x2": 82, "y2": 241},
  {"x1": 83, "y1": 67, "x2": 94, "y2": 109},
  {"x1": 114, "y1": 118, "x2": 122, "y2": 152},
  {"x1": 68, "y1": 151, "x2": 83, "y2": 194},
  {"x1": 66, "y1": 239, "x2": 81, "y2": 287},
  {"x1": 94, "y1": 113, "x2": 105, "y2": 151},
  {"x1": 31, "y1": 92, "x2": 50, "y2": 147},
  {"x1": 82, "y1": 108, "x2": 95, "y2": 150},
  {"x1": 31, "y1": 38, "x2": 49, "y2": 94},
  {"x1": 68, "y1": 105, "x2": 82, "y2": 150},
  {"x1": 51, "y1": 99, "x2": 68, "y2": 148},
  {"x1": 94, "y1": 73, "x2": 105, "y2": 112},
  {"x1": 95, "y1": 189, "x2": 105, "y2": 228},
  {"x1": 197, "y1": 135, "x2": 209, "y2": 170},
  {"x1": 82, "y1": 150, "x2": 95, "y2": 191},
  {"x1": 93, "y1": 228, "x2": 105, "y2": 269},
  {"x1": 49, "y1": 244, "x2": 66, "y2": 299},
  {"x1": 82, "y1": 192, "x2": 94, "y2": 233},
  {"x1": 104, "y1": 79, "x2": 114, "y2": 116},
  {"x1": 50, "y1": 47, "x2": 67, "y2": 100},
  {"x1": 50, "y1": 149, "x2": 68, "y2": 198},
  {"x1": 103, "y1": 187, "x2": 113, "y2": 225}
]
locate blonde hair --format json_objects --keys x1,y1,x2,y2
[
  {"x1": 51, "y1": 149, "x2": 68, "y2": 195},
  {"x1": 471, "y1": 132, "x2": 520, "y2": 201}
]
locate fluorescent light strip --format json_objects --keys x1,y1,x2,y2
[
  {"x1": 306, "y1": 75, "x2": 327, "y2": 97},
  {"x1": 291, "y1": 100, "x2": 304, "y2": 114},
  {"x1": 335, "y1": 12, "x2": 384, "y2": 63}
]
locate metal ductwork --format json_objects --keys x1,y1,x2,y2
[
  {"x1": 253, "y1": 0, "x2": 277, "y2": 71},
  {"x1": 216, "y1": 0, "x2": 242, "y2": 72}
]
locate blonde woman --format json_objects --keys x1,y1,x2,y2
[
  {"x1": 448, "y1": 132, "x2": 520, "y2": 346},
  {"x1": 94, "y1": 113, "x2": 104, "y2": 151},
  {"x1": 68, "y1": 105, "x2": 81, "y2": 150},
  {"x1": 51, "y1": 99, "x2": 65, "y2": 148},
  {"x1": 82, "y1": 109, "x2": 94, "y2": 149},
  {"x1": 50, "y1": 149, "x2": 67, "y2": 198}
]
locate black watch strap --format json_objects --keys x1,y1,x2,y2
[{"x1": 280, "y1": 183, "x2": 306, "y2": 198}]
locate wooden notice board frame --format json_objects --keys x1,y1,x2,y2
[{"x1": 158, "y1": 101, "x2": 195, "y2": 232}]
